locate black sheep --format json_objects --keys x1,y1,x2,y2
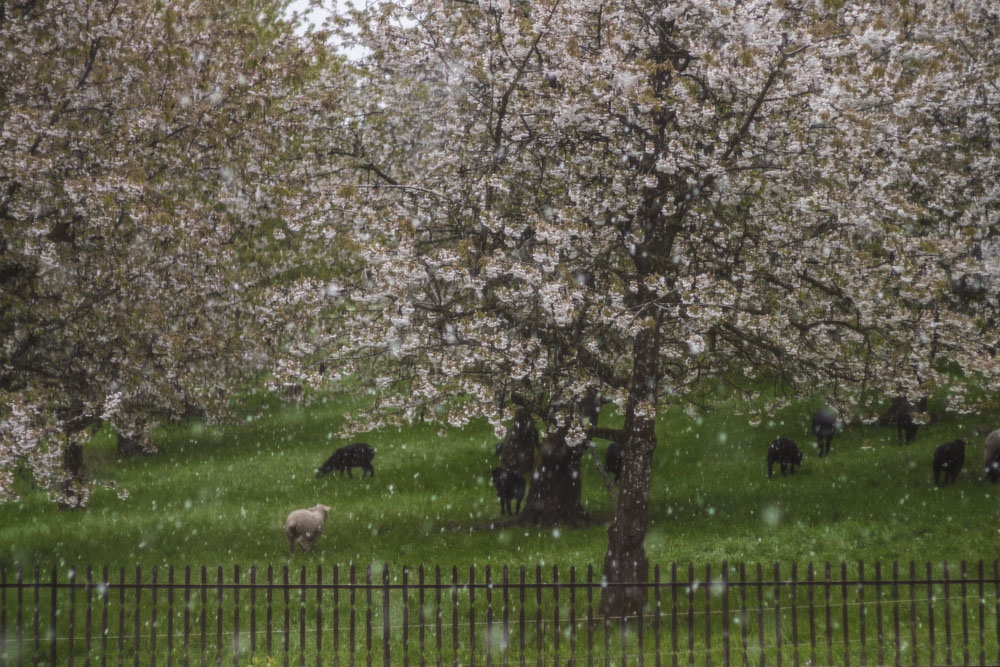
[
  {"x1": 316, "y1": 442, "x2": 375, "y2": 479},
  {"x1": 811, "y1": 408, "x2": 837, "y2": 457},
  {"x1": 604, "y1": 442, "x2": 623, "y2": 484},
  {"x1": 767, "y1": 437, "x2": 804, "y2": 478},
  {"x1": 898, "y1": 412, "x2": 920, "y2": 444},
  {"x1": 491, "y1": 467, "x2": 526, "y2": 515},
  {"x1": 932, "y1": 439, "x2": 967, "y2": 486}
]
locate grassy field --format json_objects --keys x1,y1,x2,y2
[
  {"x1": 1, "y1": 392, "x2": 998, "y2": 572},
  {"x1": 2, "y1": 393, "x2": 1000, "y2": 664}
]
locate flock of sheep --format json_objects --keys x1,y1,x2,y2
[
  {"x1": 767, "y1": 407, "x2": 1000, "y2": 488},
  {"x1": 282, "y1": 406, "x2": 1000, "y2": 554}
]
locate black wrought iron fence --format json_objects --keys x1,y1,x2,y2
[{"x1": 1, "y1": 560, "x2": 998, "y2": 666}]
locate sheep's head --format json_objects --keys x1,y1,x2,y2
[{"x1": 311, "y1": 504, "x2": 331, "y2": 519}]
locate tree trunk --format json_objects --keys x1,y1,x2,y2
[
  {"x1": 601, "y1": 325, "x2": 660, "y2": 617},
  {"x1": 116, "y1": 432, "x2": 149, "y2": 456},
  {"x1": 58, "y1": 439, "x2": 87, "y2": 510},
  {"x1": 519, "y1": 433, "x2": 587, "y2": 526},
  {"x1": 600, "y1": 418, "x2": 656, "y2": 616}
]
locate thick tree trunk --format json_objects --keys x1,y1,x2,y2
[
  {"x1": 519, "y1": 433, "x2": 587, "y2": 526},
  {"x1": 58, "y1": 440, "x2": 86, "y2": 510},
  {"x1": 601, "y1": 325, "x2": 660, "y2": 617},
  {"x1": 600, "y1": 418, "x2": 656, "y2": 616},
  {"x1": 116, "y1": 432, "x2": 149, "y2": 456}
]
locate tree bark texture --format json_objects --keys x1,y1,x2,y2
[{"x1": 601, "y1": 325, "x2": 660, "y2": 617}]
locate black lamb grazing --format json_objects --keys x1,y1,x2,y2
[
  {"x1": 767, "y1": 437, "x2": 804, "y2": 478},
  {"x1": 984, "y1": 430, "x2": 1000, "y2": 483},
  {"x1": 932, "y1": 439, "x2": 967, "y2": 486},
  {"x1": 604, "y1": 442, "x2": 624, "y2": 484},
  {"x1": 316, "y1": 442, "x2": 375, "y2": 479},
  {"x1": 491, "y1": 467, "x2": 526, "y2": 515},
  {"x1": 811, "y1": 408, "x2": 837, "y2": 458}
]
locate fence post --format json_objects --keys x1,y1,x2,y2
[
  {"x1": 249, "y1": 566, "x2": 256, "y2": 664},
  {"x1": 840, "y1": 562, "x2": 849, "y2": 667},
  {"x1": 86, "y1": 566, "x2": 94, "y2": 667},
  {"x1": 612, "y1": 563, "x2": 619, "y2": 667},
  {"x1": 960, "y1": 561, "x2": 969, "y2": 667},
  {"x1": 451, "y1": 566, "x2": 458, "y2": 667},
  {"x1": 977, "y1": 561, "x2": 985, "y2": 667},
  {"x1": 365, "y1": 565, "x2": 373, "y2": 667},
  {"x1": 569, "y1": 565, "x2": 577, "y2": 667},
  {"x1": 993, "y1": 560, "x2": 999, "y2": 666},
  {"x1": 807, "y1": 563, "x2": 815, "y2": 667},
  {"x1": 553, "y1": 565, "x2": 560, "y2": 667},
  {"x1": 283, "y1": 565, "x2": 290, "y2": 667},
  {"x1": 334, "y1": 564, "x2": 340, "y2": 667},
  {"x1": 266, "y1": 565, "x2": 273, "y2": 664},
  {"x1": 926, "y1": 563, "x2": 935, "y2": 667},
  {"x1": 875, "y1": 562, "x2": 884, "y2": 667},
  {"x1": 469, "y1": 565, "x2": 476, "y2": 667},
  {"x1": 738, "y1": 563, "x2": 747, "y2": 667},
  {"x1": 434, "y1": 565, "x2": 442, "y2": 667},
  {"x1": 823, "y1": 563, "x2": 832, "y2": 667},
  {"x1": 383, "y1": 565, "x2": 390, "y2": 667},
  {"x1": 403, "y1": 566, "x2": 410, "y2": 667},
  {"x1": 149, "y1": 567, "x2": 157, "y2": 667},
  {"x1": 892, "y1": 562, "x2": 900, "y2": 667},
  {"x1": 670, "y1": 563, "x2": 678, "y2": 667},
  {"x1": 653, "y1": 564, "x2": 661, "y2": 667},
  {"x1": 233, "y1": 565, "x2": 240, "y2": 667},
  {"x1": 217, "y1": 566, "x2": 224, "y2": 667},
  {"x1": 183, "y1": 565, "x2": 190, "y2": 667},
  {"x1": 167, "y1": 566, "x2": 174, "y2": 667},
  {"x1": 689, "y1": 562, "x2": 696, "y2": 667},
  {"x1": 586, "y1": 564, "x2": 594, "y2": 667},
  {"x1": 517, "y1": 565, "x2": 525, "y2": 667},
  {"x1": 789, "y1": 562, "x2": 797, "y2": 667},
  {"x1": 908, "y1": 562, "x2": 916, "y2": 667},
  {"x1": 418, "y1": 566, "x2": 426, "y2": 667},
  {"x1": 485, "y1": 566, "x2": 492, "y2": 667},
  {"x1": 721, "y1": 561, "x2": 729, "y2": 667},
  {"x1": 755, "y1": 563, "x2": 764, "y2": 667},
  {"x1": 501, "y1": 565, "x2": 509, "y2": 667},
  {"x1": 318, "y1": 565, "x2": 323, "y2": 667},
  {"x1": 301, "y1": 566, "x2": 308, "y2": 667},
  {"x1": 69, "y1": 567, "x2": 76, "y2": 667},
  {"x1": 773, "y1": 563, "x2": 781, "y2": 667},
  {"x1": 704, "y1": 563, "x2": 711, "y2": 667},
  {"x1": 858, "y1": 561, "x2": 866, "y2": 667},
  {"x1": 943, "y1": 561, "x2": 952, "y2": 667},
  {"x1": 50, "y1": 564, "x2": 58, "y2": 667}
]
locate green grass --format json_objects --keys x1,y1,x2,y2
[
  {"x1": 2, "y1": 392, "x2": 1000, "y2": 664},
  {"x1": 2, "y1": 393, "x2": 999, "y2": 570}
]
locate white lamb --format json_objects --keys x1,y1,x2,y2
[{"x1": 284, "y1": 504, "x2": 330, "y2": 554}]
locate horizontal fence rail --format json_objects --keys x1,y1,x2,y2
[{"x1": 1, "y1": 560, "x2": 998, "y2": 666}]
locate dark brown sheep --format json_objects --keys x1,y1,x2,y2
[
  {"x1": 932, "y1": 439, "x2": 967, "y2": 486},
  {"x1": 767, "y1": 437, "x2": 804, "y2": 478},
  {"x1": 316, "y1": 443, "x2": 375, "y2": 479}
]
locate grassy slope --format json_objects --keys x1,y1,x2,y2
[{"x1": 1, "y1": 393, "x2": 998, "y2": 573}]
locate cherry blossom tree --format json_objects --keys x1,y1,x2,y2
[
  {"x1": 0, "y1": 0, "x2": 341, "y2": 505},
  {"x1": 318, "y1": 0, "x2": 999, "y2": 614}
]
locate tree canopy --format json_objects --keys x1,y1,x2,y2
[
  {"x1": 317, "y1": 0, "x2": 1000, "y2": 613},
  {"x1": 0, "y1": 0, "x2": 340, "y2": 504}
]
